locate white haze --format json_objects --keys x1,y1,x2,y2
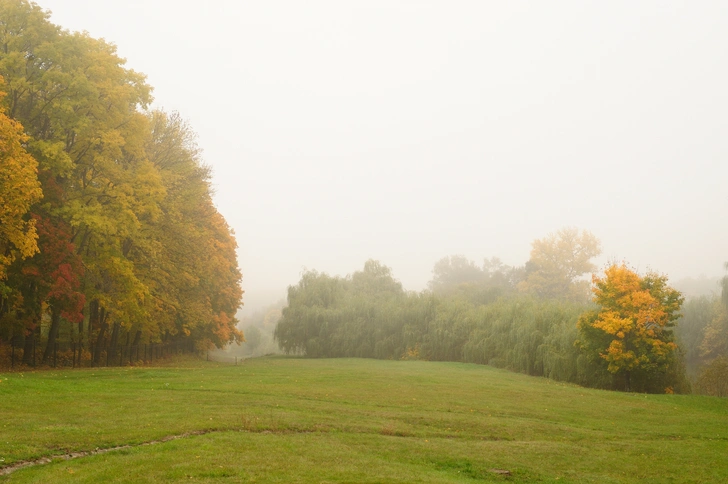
[{"x1": 40, "y1": 1, "x2": 728, "y2": 313}]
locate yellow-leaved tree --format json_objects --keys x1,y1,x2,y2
[
  {"x1": 577, "y1": 264, "x2": 685, "y2": 392},
  {"x1": 0, "y1": 78, "x2": 42, "y2": 282},
  {"x1": 519, "y1": 228, "x2": 601, "y2": 302}
]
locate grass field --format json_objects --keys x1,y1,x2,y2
[{"x1": 1, "y1": 356, "x2": 727, "y2": 483}]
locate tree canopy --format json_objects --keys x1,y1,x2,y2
[
  {"x1": 0, "y1": 0, "x2": 242, "y2": 354},
  {"x1": 275, "y1": 256, "x2": 692, "y2": 393},
  {"x1": 0, "y1": 78, "x2": 42, "y2": 283},
  {"x1": 519, "y1": 228, "x2": 601, "y2": 302},
  {"x1": 577, "y1": 264, "x2": 684, "y2": 392}
]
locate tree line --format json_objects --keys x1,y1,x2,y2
[
  {"x1": 275, "y1": 228, "x2": 728, "y2": 394},
  {"x1": 674, "y1": 265, "x2": 728, "y2": 396},
  {"x1": 0, "y1": 0, "x2": 243, "y2": 365}
]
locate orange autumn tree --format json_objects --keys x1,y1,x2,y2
[{"x1": 577, "y1": 264, "x2": 684, "y2": 392}]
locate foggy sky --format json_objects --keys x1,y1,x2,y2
[{"x1": 39, "y1": 1, "x2": 728, "y2": 313}]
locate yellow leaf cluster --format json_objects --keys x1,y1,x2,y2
[
  {"x1": 579, "y1": 263, "x2": 683, "y2": 376},
  {"x1": 519, "y1": 227, "x2": 601, "y2": 302},
  {"x1": 0, "y1": 79, "x2": 43, "y2": 279}
]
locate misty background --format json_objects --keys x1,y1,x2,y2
[{"x1": 40, "y1": 0, "x2": 728, "y2": 314}]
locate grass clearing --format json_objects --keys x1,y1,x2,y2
[{"x1": 1, "y1": 357, "x2": 727, "y2": 482}]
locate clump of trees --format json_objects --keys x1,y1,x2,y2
[
  {"x1": 0, "y1": 1, "x2": 243, "y2": 360},
  {"x1": 675, "y1": 263, "x2": 728, "y2": 396},
  {"x1": 275, "y1": 229, "x2": 693, "y2": 393},
  {"x1": 274, "y1": 257, "x2": 606, "y2": 386}
]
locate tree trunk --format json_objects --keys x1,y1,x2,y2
[
  {"x1": 0, "y1": 295, "x2": 7, "y2": 318},
  {"x1": 78, "y1": 304, "x2": 86, "y2": 343},
  {"x1": 88, "y1": 299, "x2": 98, "y2": 347},
  {"x1": 42, "y1": 305, "x2": 61, "y2": 364},
  {"x1": 93, "y1": 307, "x2": 108, "y2": 364},
  {"x1": 22, "y1": 324, "x2": 36, "y2": 365},
  {"x1": 89, "y1": 299, "x2": 99, "y2": 331},
  {"x1": 625, "y1": 371, "x2": 631, "y2": 392},
  {"x1": 109, "y1": 321, "x2": 120, "y2": 353},
  {"x1": 132, "y1": 330, "x2": 141, "y2": 346}
]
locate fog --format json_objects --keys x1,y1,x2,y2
[{"x1": 40, "y1": 1, "x2": 728, "y2": 313}]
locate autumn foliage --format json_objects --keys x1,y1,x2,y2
[
  {"x1": 519, "y1": 228, "x2": 601, "y2": 302},
  {"x1": 0, "y1": 1, "x2": 242, "y2": 356},
  {"x1": 0, "y1": 77, "x2": 42, "y2": 282},
  {"x1": 577, "y1": 264, "x2": 684, "y2": 392}
]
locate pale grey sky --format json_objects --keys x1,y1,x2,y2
[{"x1": 39, "y1": 1, "x2": 728, "y2": 312}]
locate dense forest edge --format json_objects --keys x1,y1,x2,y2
[
  {"x1": 0, "y1": 0, "x2": 243, "y2": 365},
  {"x1": 273, "y1": 230, "x2": 728, "y2": 396}
]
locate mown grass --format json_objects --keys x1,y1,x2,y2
[{"x1": 1, "y1": 357, "x2": 727, "y2": 482}]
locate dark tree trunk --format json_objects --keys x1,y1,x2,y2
[
  {"x1": 78, "y1": 304, "x2": 86, "y2": 343},
  {"x1": 109, "y1": 321, "x2": 120, "y2": 353},
  {"x1": 132, "y1": 330, "x2": 142, "y2": 346},
  {"x1": 93, "y1": 307, "x2": 108, "y2": 364},
  {"x1": 42, "y1": 305, "x2": 61, "y2": 364},
  {"x1": 89, "y1": 299, "x2": 99, "y2": 331},
  {"x1": 625, "y1": 371, "x2": 631, "y2": 392},
  {"x1": 22, "y1": 324, "x2": 36, "y2": 365}
]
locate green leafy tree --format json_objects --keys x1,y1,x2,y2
[
  {"x1": 428, "y1": 255, "x2": 520, "y2": 305},
  {"x1": 697, "y1": 356, "x2": 728, "y2": 397},
  {"x1": 675, "y1": 296, "x2": 718, "y2": 377},
  {"x1": 275, "y1": 261, "x2": 405, "y2": 357},
  {"x1": 697, "y1": 263, "x2": 728, "y2": 370},
  {"x1": 428, "y1": 255, "x2": 484, "y2": 293}
]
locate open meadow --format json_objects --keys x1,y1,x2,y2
[{"x1": 1, "y1": 357, "x2": 727, "y2": 483}]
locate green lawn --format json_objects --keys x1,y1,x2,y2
[{"x1": 1, "y1": 357, "x2": 726, "y2": 482}]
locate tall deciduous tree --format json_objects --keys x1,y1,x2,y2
[
  {"x1": 520, "y1": 228, "x2": 601, "y2": 302},
  {"x1": 0, "y1": 78, "x2": 42, "y2": 282},
  {"x1": 19, "y1": 215, "x2": 85, "y2": 363},
  {"x1": 577, "y1": 264, "x2": 684, "y2": 392},
  {"x1": 143, "y1": 111, "x2": 242, "y2": 347}
]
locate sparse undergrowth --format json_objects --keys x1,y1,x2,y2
[{"x1": 1, "y1": 356, "x2": 727, "y2": 483}]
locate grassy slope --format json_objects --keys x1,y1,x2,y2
[{"x1": 0, "y1": 357, "x2": 726, "y2": 483}]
